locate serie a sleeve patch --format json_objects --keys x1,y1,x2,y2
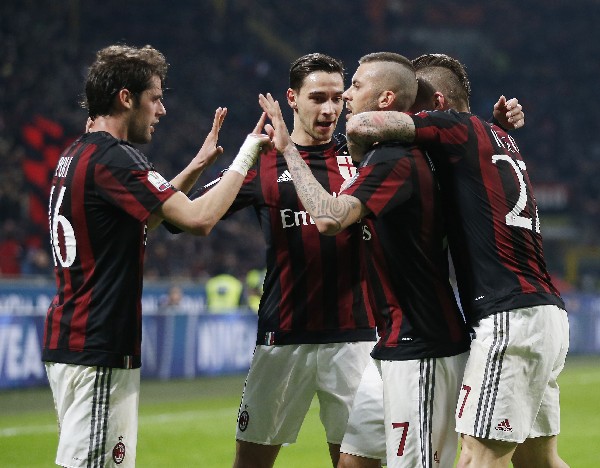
[{"x1": 147, "y1": 170, "x2": 172, "y2": 192}]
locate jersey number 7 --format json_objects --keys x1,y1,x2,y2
[{"x1": 391, "y1": 421, "x2": 409, "y2": 456}]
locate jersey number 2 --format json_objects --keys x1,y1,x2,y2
[
  {"x1": 492, "y1": 155, "x2": 540, "y2": 233},
  {"x1": 49, "y1": 186, "x2": 77, "y2": 267}
]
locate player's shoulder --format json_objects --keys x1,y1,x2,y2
[
  {"x1": 416, "y1": 108, "x2": 469, "y2": 121},
  {"x1": 361, "y1": 141, "x2": 417, "y2": 166},
  {"x1": 86, "y1": 132, "x2": 151, "y2": 170}
]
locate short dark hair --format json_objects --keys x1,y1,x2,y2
[
  {"x1": 358, "y1": 51, "x2": 414, "y2": 70},
  {"x1": 289, "y1": 53, "x2": 344, "y2": 91},
  {"x1": 83, "y1": 44, "x2": 168, "y2": 118},
  {"x1": 412, "y1": 53, "x2": 471, "y2": 107},
  {"x1": 357, "y1": 52, "x2": 417, "y2": 112}
]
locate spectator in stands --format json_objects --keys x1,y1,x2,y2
[
  {"x1": 163, "y1": 285, "x2": 185, "y2": 314},
  {"x1": 206, "y1": 271, "x2": 244, "y2": 313},
  {"x1": 244, "y1": 267, "x2": 266, "y2": 313},
  {"x1": 0, "y1": 220, "x2": 23, "y2": 277}
]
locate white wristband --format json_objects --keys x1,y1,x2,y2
[{"x1": 229, "y1": 135, "x2": 263, "y2": 177}]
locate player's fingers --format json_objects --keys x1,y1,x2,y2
[
  {"x1": 217, "y1": 107, "x2": 227, "y2": 128},
  {"x1": 210, "y1": 107, "x2": 225, "y2": 135},
  {"x1": 505, "y1": 97, "x2": 520, "y2": 111},
  {"x1": 508, "y1": 104, "x2": 523, "y2": 120},
  {"x1": 516, "y1": 115, "x2": 525, "y2": 128},
  {"x1": 260, "y1": 135, "x2": 274, "y2": 153},
  {"x1": 264, "y1": 123, "x2": 275, "y2": 140},
  {"x1": 512, "y1": 107, "x2": 524, "y2": 120},
  {"x1": 252, "y1": 112, "x2": 267, "y2": 134},
  {"x1": 267, "y1": 93, "x2": 282, "y2": 114},
  {"x1": 258, "y1": 93, "x2": 274, "y2": 114}
]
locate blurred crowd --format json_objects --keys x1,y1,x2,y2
[{"x1": 1, "y1": 0, "x2": 599, "y2": 290}]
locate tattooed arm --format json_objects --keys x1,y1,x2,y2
[
  {"x1": 345, "y1": 111, "x2": 416, "y2": 162},
  {"x1": 259, "y1": 93, "x2": 369, "y2": 236}
]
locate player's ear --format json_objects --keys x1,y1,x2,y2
[
  {"x1": 433, "y1": 92, "x2": 446, "y2": 110},
  {"x1": 286, "y1": 89, "x2": 298, "y2": 111},
  {"x1": 115, "y1": 88, "x2": 134, "y2": 111},
  {"x1": 378, "y1": 90, "x2": 395, "y2": 110}
]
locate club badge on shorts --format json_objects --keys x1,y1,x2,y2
[
  {"x1": 112, "y1": 436, "x2": 126, "y2": 464},
  {"x1": 238, "y1": 409, "x2": 250, "y2": 432}
]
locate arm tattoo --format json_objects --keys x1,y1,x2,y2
[
  {"x1": 282, "y1": 145, "x2": 360, "y2": 231},
  {"x1": 347, "y1": 111, "x2": 416, "y2": 147}
]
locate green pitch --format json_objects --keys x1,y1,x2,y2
[{"x1": 0, "y1": 356, "x2": 597, "y2": 467}]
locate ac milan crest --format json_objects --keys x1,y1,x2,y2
[
  {"x1": 112, "y1": 437, "x2": 126, "y2": 464},
  {"x1": 238, "y1": 410, "x2": 250, "y2": 432},
  {"x1": 336, "y1": 155, "x2": 357, "y2": 180}
]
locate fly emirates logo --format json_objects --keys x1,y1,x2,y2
[
  {"x1": 279, "y1": 192, "x2": 338, "y2": 228},
  {"x1": 278, "y1": 193, "x2": 371, "y2": 240}
]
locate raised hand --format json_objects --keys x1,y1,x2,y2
[
  {"x1": 258, "y1": 93, "x2": 294, "y2": 153},
  {"x1": 493, "y1": 95, "x2": 525, "y2": 130},
  {"x1": 193, "y1": 107, "x2": 227, "y2": 168},
  {"x1": 169, "y1": 107, "x2": 228, "y2": 193}
]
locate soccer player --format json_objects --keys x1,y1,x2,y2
[
  {"x1": 337, "y1": 64, "x2": 526, "y2": 468},
  {"x1": 162, "y1": 52, "x2": 374, "y2": 468},
  {"x1": 42, "y1": 44, "x2": 270, "y2": 468},
  {"x1": 259, "y1": 52, "x2": 472, "y2": 468},
  {"x1": 345, "y1": 53, "x2": 569, "y2": 468},
  {"x1": 204, "y1": 53, "x2": 376, "y2": 468}
]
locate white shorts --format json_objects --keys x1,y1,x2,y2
[
  {"x1": 379, "y1": 352, "x2": 468, "y2": 468},
  {"x1": 455, "y1": 305, "x2": 569, "y2": 443},
  {"x1": 236, "y1": 342, "x2": 373, "y2": 445},
  {"x1": 340, "y1": 358, "x2": 386, "y2": 464},
  {"x1": 45, "y1": 363, "x2": 140, "y2": 468}
]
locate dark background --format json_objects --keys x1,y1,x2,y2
[{"x1": 2, "y1": 0, "x2": 598, "y2": 290}]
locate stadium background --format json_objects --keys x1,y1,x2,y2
[{"x1": 1, "y1": 1, "x2": 599, "y2": 466}]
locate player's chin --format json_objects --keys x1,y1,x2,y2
[
  {"x1": 318, "y1": 130, "x2": 334, "y2": 141},
  {"x1": 130, "y1": 133, "x2": 152, "y2": 145},
  {"x1": 312, "y1": 131, "x2": 332, "y2": 143}
]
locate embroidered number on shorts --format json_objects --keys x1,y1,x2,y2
[
  {"x1": 457, "y1": 384, "x2": 471, "y2": 418},
  {"x1": 392, "y1": 421, "x2": 409, "y2": 456}
]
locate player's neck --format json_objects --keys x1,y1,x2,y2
[
  {"x1": 89, "y1": 115, "x2": 129, "y2": 141},
  {"x1": 290, "y1": 129, "x2": 332, "y2": 147}
]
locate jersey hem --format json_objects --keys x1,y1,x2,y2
[
  {"x1": 42, "y1": 349, "x2": 141, "y2": 369},
  {"x1": 256, "y1": 328, "x2": 376, "y2": 346},
  {"x1": 470, "y1": 292, "x2": 565, "y2": 323}
]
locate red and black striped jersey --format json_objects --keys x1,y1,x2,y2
[
  {"x1": 343, "y1": 141, "x2": 470, "y2": 360},
  {"x1": 42, "y1": 131, "x2": 177, "y2": 368},
  {"x1": 207, "y1": 134, "x2": 376, "y2": 345},
  {"x1": 411, "y1": 110, "x2": 564, "y2": 324}
]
